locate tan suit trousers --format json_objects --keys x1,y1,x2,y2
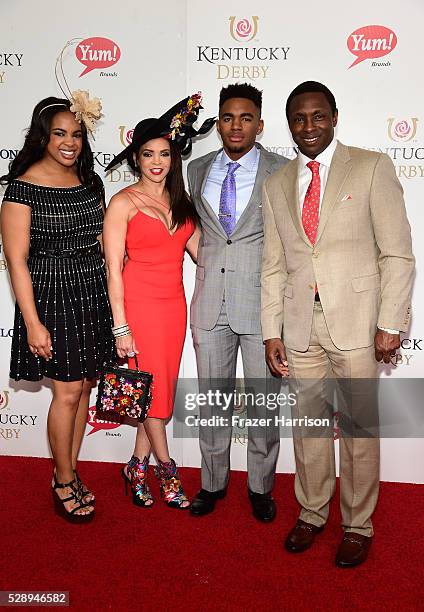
[{"x1": 286, "y1": 302, "x2": 379, "y2": 537}]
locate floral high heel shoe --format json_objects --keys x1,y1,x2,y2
[
  {"x1": 121, "y1": 455, "x2": 154, "y2": 507},
  {"x1": 154, "y1": 458, "x2": 190, "y2": 509}
]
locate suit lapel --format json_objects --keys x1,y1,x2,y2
[
  {"x1": 282, "y1": 159, "x2": 311, "y2": 247},
  {"x1": 315, "y1": 142, "x2": 352, "y2": 244},
  {"x1": 197, "y1": 151, "x2": 228, "y2": 238},
  {"x1": 231, "y1": 145, "x2": 271, "y2": 237}
]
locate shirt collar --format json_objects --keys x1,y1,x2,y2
[
  {"x1": 220, "y1": 144, "x2": 259, "y2": 171},
  {"x1": 298, "y1": 137, "x2": 338, "y2": 169}
]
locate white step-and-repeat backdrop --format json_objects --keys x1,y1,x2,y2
[{"x1": 1, "y1": 0, "x2": 422, "y2": 482}]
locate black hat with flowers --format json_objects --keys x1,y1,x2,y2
[{"x1": 105, "y1": 92, "x2": 215, "y2": 172}]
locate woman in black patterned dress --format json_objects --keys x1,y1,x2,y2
[{"x1": 0, "y1": 97, "x2": 115, "y2": 521}]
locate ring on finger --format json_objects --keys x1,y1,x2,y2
[{"x1": 127, "y1": 351, "x2": 135, "y2": 357}]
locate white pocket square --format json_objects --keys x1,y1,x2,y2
[{"x1": 341, "y1": 194, "x2": 352, "y2": 202}]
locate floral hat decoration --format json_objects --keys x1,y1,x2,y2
[
  {"x1": 69, "y1": 89, "x2": 102, "y2": 136},
  {"x1": 39, "y1": 39, "x2": 103, "y2": 138},
  {"x1": 105, "y1": 92, "x2": 215, "y2": 172}
]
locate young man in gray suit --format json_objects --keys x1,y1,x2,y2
[{"x1": 187, "y1": 83, "x2": 288, "y2": 521}]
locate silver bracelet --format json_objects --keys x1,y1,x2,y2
[
  {"x1": 114, "y1": 331, "x2": 132, "y2": 338},
  {"x1": 112, "y1": 323, "x2": 129, "y2": 331},
  {"x1": 112, "y1": 324, "x2": 131, "y2": 338}
]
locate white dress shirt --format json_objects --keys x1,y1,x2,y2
[
  {"x1": 298, "y1": 138, "x2": 397, "y2": 334},
  {"x1": 202, "y1": 145, "x2": 260, "y2": 222},
  {"x1": 298, "y1": 137, "x2": 337, "y2": 212}
]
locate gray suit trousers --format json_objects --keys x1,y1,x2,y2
[{"x1": 191, "y1": 300, "x2": 280, "y2": 494}]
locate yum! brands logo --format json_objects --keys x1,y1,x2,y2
[
  {"x1": 74, "y1": 37, "x2": 121, "y2": 77},
  {"x1": 86, "y1": 405, "x2": 122, "y2": 436},
  {"x1": 388, "y1": 118, "x2": 418, "y2": 142},
  {"x1": 347, "y1": 25, "x2": 397, "y2": 69},
  {"x1": 229, "y1": 16, "x2": 259, "y2": 42}
]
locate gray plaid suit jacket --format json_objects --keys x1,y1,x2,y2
[{"x1": 187, "y1": 143, "x2": 287, "y2": 334}]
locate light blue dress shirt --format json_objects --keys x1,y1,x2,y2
[{"x1": 202, "y1": 145, "x2": 260, "y2": 223}]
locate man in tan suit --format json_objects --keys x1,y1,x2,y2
[{"x1": 261, "y1": 81, "x2": 414, "y2": 567}]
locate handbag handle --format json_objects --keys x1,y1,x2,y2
[
  {"x1": 106, "y1": 355, "x2": 141, "y2": 371},
  {"x1": 109, "y1": 355, "x2": 140, "y2": 370}
]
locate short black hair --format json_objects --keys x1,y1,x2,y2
[
  {"x1": 285, "y1": 81, "x2": 337, "y2": 120},
  {"x1": 219, "y1": 83, "x2": 262, "y2": 114}
]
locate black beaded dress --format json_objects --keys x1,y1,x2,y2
[{"x1": 3, "y1": 179, "x2": 116, "y2": 382}]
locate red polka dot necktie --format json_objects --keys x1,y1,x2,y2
[{"x1": 302, "y1": 161, "x2": 321, "y2": 245}]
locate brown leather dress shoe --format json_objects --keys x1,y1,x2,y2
[
  {"x1": 335, "y1": 533, "x2": 372, "y2": 568},
  {"x1": 284, "y1": 519, "x2": 324, "y2": 553}
]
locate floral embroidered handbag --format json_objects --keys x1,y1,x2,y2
[{"x1": 96, "y1": 356, "x2": 153, "y2": 423}]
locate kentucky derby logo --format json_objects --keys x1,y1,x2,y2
[
  {"x1": 388, "y1": 118, "x2": 418, "y2": 142},
  {"x1": 118, "y1": 126, "x2": 134, "y2": 147},
  {"x1": 229, "y1": 16, "x2": 259, "y2": 42},
  {"x1": 0, "y1": 390, "x2": 10, "y2": 410}
]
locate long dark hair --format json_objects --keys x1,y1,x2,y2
[
  {"x1": 132, "y1": 139, "x2": 198, "y2": 230},
  {"x1": 166, "y1": 140, "x2": 198, "y2": 229},
  {"x1": 0, "y1": 96, "x2": 102, "y2": 194}
]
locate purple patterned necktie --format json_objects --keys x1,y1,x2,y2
[{"x1": 219, "y1": 161, "x2": 240, "y2": 235}]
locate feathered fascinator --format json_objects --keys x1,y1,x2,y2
[
  {"x1": 39, "y1": 40, "x2": 102, "y2": 137},
  {"x1": 105, "y1": 92, "x2": 215, "y2": 172}
]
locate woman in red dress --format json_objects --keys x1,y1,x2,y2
[{"x1": 103, "y1": 95, "x2": 213, "y2": 509}]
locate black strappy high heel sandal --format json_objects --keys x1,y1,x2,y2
[
  {"x1": 74, "y1": 470, "x2": 95, "y2": 504},
  {"x1": 51, "y1": 473, "x2": 95, "y2": 523}
]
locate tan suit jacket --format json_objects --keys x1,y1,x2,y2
[{"x1": 261, "y1": 141, "x2": 415, "y2": 351}]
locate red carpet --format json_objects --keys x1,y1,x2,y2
[{"x1": 0, "y1": 456, "x2": 423, "y2": 611}]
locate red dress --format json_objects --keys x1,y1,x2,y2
[{"x1": 122, "y1": 190, "x2": 194, "y2": 419}]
